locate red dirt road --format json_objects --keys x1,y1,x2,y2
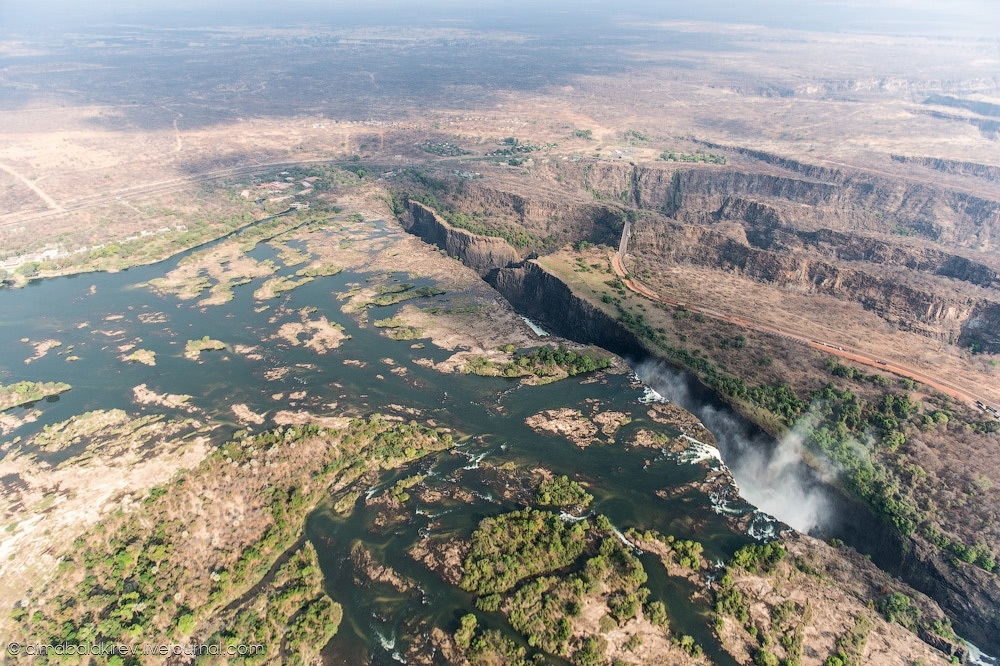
[{"x1": 610, "y1": 253, "x2": 992, "y2": 408}]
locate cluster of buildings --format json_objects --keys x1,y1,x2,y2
[
  {"x1": 244, "y1": 173, "x2": 320, "y2": 203},
  {"x1": 1, "y1": 224, "x2": 188, "y2": 275}
]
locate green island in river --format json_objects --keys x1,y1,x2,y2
[{"x1": 0, "y1": 381, "x2": 72, "y2": 412}]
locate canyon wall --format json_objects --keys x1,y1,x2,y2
[
  {"x1": 433, "y1": 156, "x2": 1000, "y2": 352},
  {"x1": 400, "y1": 201, "x2": 521, "y2": 275}
]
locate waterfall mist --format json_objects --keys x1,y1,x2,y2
[{"x1": 637, "y1": 361, "x2": 835, "y2": 535}]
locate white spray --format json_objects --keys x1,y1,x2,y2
[{"x1": 637, "y1": 361, "x2": 833, "y2": 535}]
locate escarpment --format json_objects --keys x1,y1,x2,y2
[
  {"x1": 488, "y1": 260, "x2": 648, "y2": 361},
  {"x1": 401, "y1": 153, "x2": 1000, "y2": 351},
  {"x1": 400, "y1": 201, "x2": 522, "y2": 275},
  {"x1": 959, "y1": 301, "x2": 1000, "y2": 352},
  {"x1": 891, "y1": 154, "x2": 1000, "y2": 183},
  {"x1": 543, "y1": 153, "x2": 1000, "y2": 248},
  {"x1": 446, "y1": 180, "x2": 627, "y2": 247},
  {"x1": 898, "y1": 534, "x2": 1000, "y2": 657},
  {"x1": 632, "y1": 220, "x2": 1000, "y2": 347}
]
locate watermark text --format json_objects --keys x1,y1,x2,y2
[{"x1": 7, "y1": 642, "x2": 266, "y2": 658}]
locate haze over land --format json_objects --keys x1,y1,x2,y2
[{"x1": 2, "y1": 2, "x2": 1000, "y2": 665}]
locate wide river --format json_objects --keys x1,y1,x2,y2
[{"x1": 1, "y1": 219, "x2": 778, "y2": 665}]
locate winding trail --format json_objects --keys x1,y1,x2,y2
[
  {"x1": 0, "y1": 162, "x2": 62, "y2": 211},
  {"x1": 173, "y1": 113, "x2": 183, "y2": 152},
  {"x1": 611, "y1": 251, "x2": 992, "y2": 409}
]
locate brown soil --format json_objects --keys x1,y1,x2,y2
[
  {"x1": 350, "y1": 542, "x2": 413, "y2": 592},
  {"x1": 716, "y1": 535, "x2": 955, "y2": 666},
  {"x1": 525, "y1": 408, "x2": 600, "y2": 447},
  {"x1": 409, "y1": 537, "x2": 469, "y2": 586}
]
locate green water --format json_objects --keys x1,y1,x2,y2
[{"x1": 0, "y1": 219, "x2": 770, "y2": 665}]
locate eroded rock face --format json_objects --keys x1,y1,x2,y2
[
  {"x1": 445, "y1": 180, "x2": 626, "y2": 248},
  {"x1": 489, "y1": 260, "x2": 648, "y2": 361},
  {"x1": 636, "y1": 222, "x2": 996, "y2": 342},
  {"x1": 959, "y1": 301, "x2": 1000, "y2": 352},
  {"x1": 890, "y1": 154, "x2": 1000, "y2": 184},
  {"x1": 398, "y1": 150, "x2": 1000, "y2": 352},
  {"x1": 400, "y1": 201, "x2": 521, "y2": 275},
  {"x1": 428, "y1": 156, "x2": 1000, "y2": 352},
  {"x1": 897, "y1": 534, "x2": 1000, "y2": 656}
]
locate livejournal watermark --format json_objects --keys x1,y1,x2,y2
[{"x1": 7, "y1": 642, "x2": 266, "y2": 657}]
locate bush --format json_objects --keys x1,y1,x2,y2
[
  {"x1": 731, "y1": 542, "x2": 786, "y2": 572},
  {"x1": 574, "y1": 635, "x2": 608, "y2": 666},
  {"x1": 475, "y1": 594, "x2": 502, "y2": 612},
  {"x1": 754, "y1": 649, "x2": 780, "y2": 666},
  {"x1": 455, "y1": 614, "x2": 478, "y2": 649},
  {"x1": 537, "y1": 476, "x2": 593, "y2": 509},
  {"x1": 174, "y1": 612, "x2": 195, "y2": 635},
  {"x1": 644, "y1": 600, "x2": 668, "y2": 626},
  {"x1": 876, "y1": 592, "x2": 921, "y2": 630},
  {"x1": 714, "y1": 572, "x2": 749, "y2": 623},
  {"x1": 599, "y1": 614, "x2": 617, "y2": 633}
]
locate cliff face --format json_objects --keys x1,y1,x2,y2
[
  {"x1": 565, "y1": 158, "x2": 1000, "y2": 248},
  {"x1": 400, "y1": 201, "x2": 521, "y2": 275},
  {"x1": 891, "y1": 154, "x2": 1000, "y2": 183},
  {"x1": 960, "y1": 301, "x2": 1000, "y2": 352},
  {"x1": 483, "y1": 156, "x2": 1000, "y2": 352},
  {"x1": 635, "y1": 221, "x2": 996, "y2": 344},
  {"x1": 488, "y1": 260, "x2": 648, "y2": 361},
  {"x1": 448, "y1": 181, "x2": 625, "y2": 247},
  {"x1": 899, "y1": 535, "x2": 1000, "y2": 655},
  {"x1": 412, "y1": 155, "x2": 1000, "y2": 351},
  {"x1": 714, "y1": 195, "x2": 998, "y2": 289}
]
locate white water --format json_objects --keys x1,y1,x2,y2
[
  {"x1": 677, "y1": 434, "x2": 724, "y2": 465},
  {"x1": 374, "y1": 626, "x2": 396, "y2": 651},
  {"x1": 967, "y1": 640, "x2": 999, "y2": 666},
  {"x1": 520, "y1": 315, "x2": 550, "y2": 337},
  {"x1": 638, "y1": 385, "x2": 667, "y2": 404},
  {"x1": 462, "y1": 451, "x2": 489, "y2": 470},
  {"x1": 636, "y1": 361, "x2": 833, "y2": 535}
]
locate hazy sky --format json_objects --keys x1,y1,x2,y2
[{"x1": 2, "y1": 0, "x2": 998, "y2": 36}]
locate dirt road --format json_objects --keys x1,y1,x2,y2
[
  {"x1": 0, "y1": 162, "x2": 63, "y2": 212},
  {"x1": 611, "y1": 253, "x2": 993, "y2": 409}
]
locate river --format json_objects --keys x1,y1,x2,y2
[{"x1": 0, "y1": 217, "x2": 788, "y2": 665}]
